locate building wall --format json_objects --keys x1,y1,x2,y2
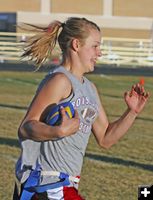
[
  {"x1": 1, "y1": 0, "x2": 152, "y2": 18},
  {"x1": 51, "y1": 0, "x2": 103, "y2": 15},
  {"x1": 0, "y1": 0, "x2": 103, "y2": 14},
  {"x1": 0, "y1": 0, "x2": 40, "y2": 12},
  {"x1": 1, "y1": 0, "x2": 153, "y2": 39},
  {"x1": 102, "y1": 28, "x2": 151, "y2": 39},
  {"x1": 113, "y1": 0, "x2": 153, "y2": 17}
]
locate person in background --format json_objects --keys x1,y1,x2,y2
[{"x1": 14, "y1": 17, "x2": 149, "y2": 200}]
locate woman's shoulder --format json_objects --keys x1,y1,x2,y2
[
  {"x1": 48, "y1": 71, "x2": 71, "y2": 86},
  {"x1": 37, "y1": 67, "x2": 72, "y2": 94}
]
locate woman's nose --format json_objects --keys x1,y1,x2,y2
[{"x1": 97, "y1": 49, "x2": 102, "y2": 57}]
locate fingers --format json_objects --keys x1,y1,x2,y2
[
  {"x1": 131, "y1": 82, "x2": 149, "y2": 97},
  {"x1": 124, "y1": 91, "x2": 130, "y2": 99},
  {"x1": 144, "y1": 92, "x2": 150, "y2": 99},
  {"x1": 127, "y1": 87, "x2": 149, "y2": 100},
  {"x1": 59, "y1": 107, "x2": 80, "y2": 137},
  {"x1": 60, "y1": 107, "x2": 80, "y2": 121},
  {"x1": 126, "y1": 89, "x2": 138, "y2": 99},
  {"x1": 124, "y1": 80, "x2": 149, "y2": 115},
  {"x1": 133, "y1": 83, "x2": 142, "y2": 95},
  {"x1": 60, "y1": 106, "x2": 69, "y2": 120},
  {"x1": 74, "y1": 109, "x2": 79, "y2": 119}
]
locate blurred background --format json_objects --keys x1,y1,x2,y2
[{"x1": 1, "y1": 0, "x2": 153, "y2": 68}]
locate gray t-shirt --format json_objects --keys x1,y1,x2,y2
[{"x1": 15, "y1": 66, "x2": 100, "y2": 186}]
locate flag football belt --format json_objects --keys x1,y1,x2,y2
[
  {"x1": 20, "y1": 164, "x2": 80, "y2": 200},
  {"x1": 41, "y1": 170, "x2": 80, "y2": 183}
]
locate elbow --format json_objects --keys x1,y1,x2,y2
[
  {"x1": 18, "y1": 121, "x2": 32, "y2": 139},
  {"x1": 18, "y1": 123, "x2": 27, "y2": 139}
]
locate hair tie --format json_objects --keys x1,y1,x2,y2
[
  {"x1": 47, "y1": 26, "x2": 52, "y2": 33},
  {"x1": 47, "y1": 21, "x2": 60, "y2": 33}
]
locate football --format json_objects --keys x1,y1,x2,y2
[{"x1": 45, "y1": 101, "x2": 75, "y2": 126}]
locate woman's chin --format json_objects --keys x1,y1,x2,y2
[
  {"x1": 89, "y1": 64, "x2": 95, "y2": 72},
  {"x1": 84, "y1": 64, "x2": 95, "y2": 73}
]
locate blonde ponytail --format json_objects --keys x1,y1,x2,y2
[{"x1": 20, "y1": 21, "x2": 62, "y2": 66}]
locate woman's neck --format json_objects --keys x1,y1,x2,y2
[{"x1": 61, "y1": 60, "x2": 84, "y2": 83}]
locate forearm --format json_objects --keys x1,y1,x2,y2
[
  {"x1": 102, "y1": 108, "x2": 137, "y2": 148},
  {"x1": 18, "y1": 120, "x2": 61, "y2": 141}
]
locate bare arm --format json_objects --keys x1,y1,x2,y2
[
  {"x1": 19, "y1": 73, "x2": 80, "y2": 141},
  {"x1": 92, "y1": 83, "x2": 149, "y2": 149}
]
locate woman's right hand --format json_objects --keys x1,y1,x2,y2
[{"x1": 58, "y1": 107, "x2": 80, "y2": 137}]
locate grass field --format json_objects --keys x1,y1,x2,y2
[{"x1": 0, "y1": 70, "x2": 153, "y2": 200}]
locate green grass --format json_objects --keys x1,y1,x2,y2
[{"x1": 0, "y1": 71, "x2": 153, "y2": 200}]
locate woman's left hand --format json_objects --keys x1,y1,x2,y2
[{"x1": 124, "y1": 83, "x2": 150, "y2": 114}]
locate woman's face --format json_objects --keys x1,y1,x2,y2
[{"x1": 77, "y1": 29, "x2": 102, "y2": 73}]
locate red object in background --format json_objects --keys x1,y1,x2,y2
[
  {"x1": 139, "y1": 77, "x2": 145, "y2": 86},
  {"x1": 52, "y1": 58, "x2": 59, "y2": 64}
]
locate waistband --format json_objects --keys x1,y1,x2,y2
[
  {"x1": 20, "y1": 166, "x2": 80, "y2": 200},
  {"x1": 41, "y1": 170, "x2": 80, "y2": 184}
]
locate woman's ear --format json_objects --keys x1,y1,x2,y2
[{"x1": 71, "y1": 38, "x2": 80, "y2": 52}]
